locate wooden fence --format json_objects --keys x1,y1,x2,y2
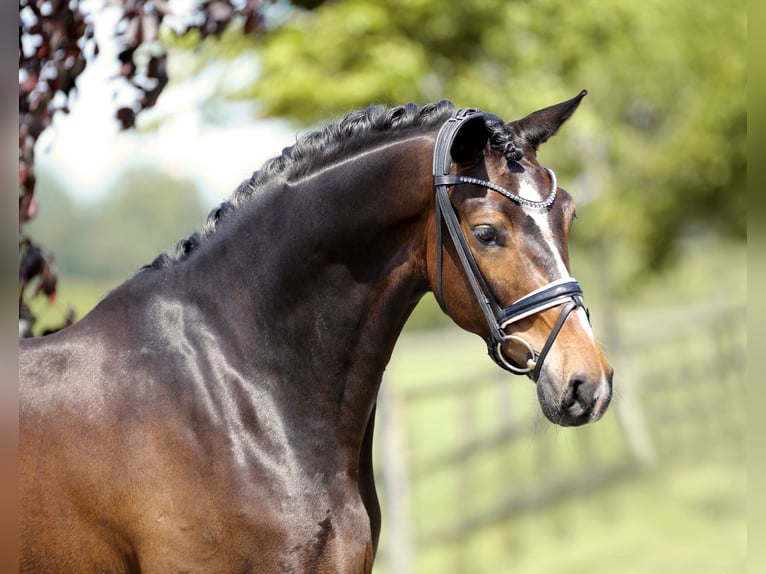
[{"x1": 373, "y1": 302, "x2": 746, "y2": 573}]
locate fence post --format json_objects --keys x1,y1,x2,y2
[
  {"x1": 609, "y1": 327, "x2": 658, "y2": 467},
  {"x1": 378, "y1": 382, "x2": 413, "y2": 574}
]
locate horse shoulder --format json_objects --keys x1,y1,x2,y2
[{"x1": 20, "y1": 291, "x2": 376, "y2": 572}]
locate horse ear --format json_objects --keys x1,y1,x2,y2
[
  {"x1": 509, "y1": 90, "x2": 587, "y2": 150},
  {"x1": 450, "y1": 116, "x2": 489, "y2": 164}
]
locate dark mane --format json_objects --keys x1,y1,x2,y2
[{"x1": 144, "y1": 101, "x2": 523, "y2": 270}]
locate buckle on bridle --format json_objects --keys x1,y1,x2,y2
[{"x1": 490, "y1": 334, "x2": 538, "y2": 374}]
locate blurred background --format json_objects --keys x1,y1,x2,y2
[{"x1": 20, "y1": 0, "x2": 745, "y2": 572}]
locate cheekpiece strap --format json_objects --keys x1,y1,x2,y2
[{"x1": 431, "y1": 108, "x2": 588, "y2": 378}]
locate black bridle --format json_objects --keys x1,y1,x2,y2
[{"x1": 432, "y1": 108, "x2": 587, "y2": 379}]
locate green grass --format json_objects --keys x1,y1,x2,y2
[{"x1": 442, "y1": 462, "x2": 746, "y2": 574}]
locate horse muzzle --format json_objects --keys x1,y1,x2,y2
[{"x1": 536, "y1": 366, "x2": 614, "y2": 427}]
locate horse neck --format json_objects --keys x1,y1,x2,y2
[{"x1": 180, "y1": 134, "x2": 435, "y2": 450}]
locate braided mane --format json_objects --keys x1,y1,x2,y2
[{"x1": 145, "y1": 101, "x2": 523, "y2": 270}]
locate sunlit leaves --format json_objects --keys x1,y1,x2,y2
[{"x1": 246, "y1": 0, "x2": 745, "y2": 280}]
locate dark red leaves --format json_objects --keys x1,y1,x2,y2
[{"x1": 18, "y1": 0, "x2": 284, "y2": 335}]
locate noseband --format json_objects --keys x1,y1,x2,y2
[{"x1": 432, "y1": 108, "x2": 588, "y2": 379}]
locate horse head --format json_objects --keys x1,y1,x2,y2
[{"x1": 428, "y1": 91, "x2": 613, "y2": 427}]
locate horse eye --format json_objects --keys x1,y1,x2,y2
[{"x1": 473, "y1": 225, "x2": 498, "y2": 245}]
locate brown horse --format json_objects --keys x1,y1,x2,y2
[{"x1": 19, "y1": 93, "x2": 612, "y2": 573}]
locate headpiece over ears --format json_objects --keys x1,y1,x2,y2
[{"x1": 449, "y1": 113, "x2": 489, "y2": 164}]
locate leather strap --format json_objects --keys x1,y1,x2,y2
[
  {"x1": 431, "y1": 108, "x2": 588, "y2": 378},
  {"x1": 433, "y1": 108, "x2": 485, "y2": 312},
  {"x1": 497, "y1": 281, "x2": 582, "y2": 327},
  {"x1": 532, "y1": 300, "x2": 579, "y2": 380}
]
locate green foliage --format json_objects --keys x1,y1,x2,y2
[
  {"x1": 26, "y1": 164, "x2": 208, "y2": 281},
  {"x1": 231, "y1": 0, "x2": 745, "y2": 282}
]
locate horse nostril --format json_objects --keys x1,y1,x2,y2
[{"x1": 565, "y1": 374, "x2": 597, "y2": 414}]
